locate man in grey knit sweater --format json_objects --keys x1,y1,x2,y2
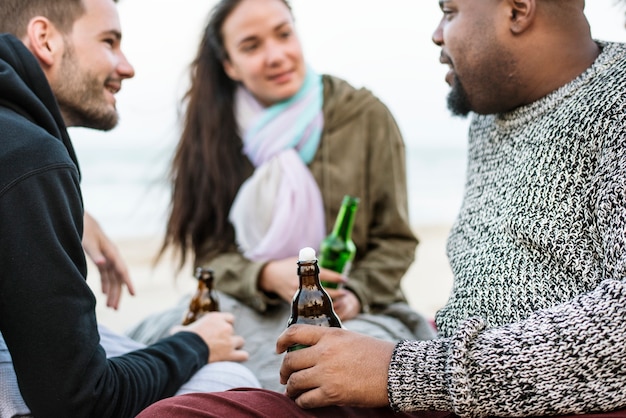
[{"x1": 136, "y1": 0, "x2": 626, "y2": 417}]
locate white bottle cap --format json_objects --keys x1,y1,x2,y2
[{"x1": 298, "y1": 247, "x2": 317, "y2": 262}]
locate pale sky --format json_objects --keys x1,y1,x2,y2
[
  {"x1": 72, "y1": 0, "x2": 626, "y2": 150},
  {"x1": 70, "y1": 0, "x2": 626, "y2": 236}
]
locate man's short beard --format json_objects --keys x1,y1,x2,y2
[
  {"x1": 60, "y1": 99, "x2": 118, "y2": 131},
  {"x1": 55, "y1": 40, "x2": 119, "y2": 131},
  {"x1": 446, "y1": 46, "x2": 520, "y2": 117},
  {"x1": 447, "y1": 74, "x2": 472, "y2": 118}
]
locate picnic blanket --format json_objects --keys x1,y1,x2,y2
[{"x1": 126, "y1": 291, "x2": 436, "y2": 392}]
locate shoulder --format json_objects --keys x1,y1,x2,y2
[
  {"x1": 580, "y1": 42, "x2": 626, "y2": 148},
  {"x1": 584, "y1": 42, "x2": 626, "y2": 112},
  {"x1": 0, "y1": 107, "x2": 77, "y2": 195},
  {"x1": 322, "y1": 74, "x2": 381, "y2": 107},
  {"x1": 321, "y1": 74, "x2": 397, "y2": 128}
]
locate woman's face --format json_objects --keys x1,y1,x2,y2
[{"x1": 221, "y1": 0, "x2": 306, "y2": 106}]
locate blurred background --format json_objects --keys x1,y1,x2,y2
[
  {"x1": 75, "y1": 0, "x2": 626, "y2": 327},
  {"x1": 71, "y1": 0, "x2": 626, "y2": 239}
]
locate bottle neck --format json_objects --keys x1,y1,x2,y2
[
  {"x1": 331, "y1": 202, "x2": 357, "y2": 240},
  {"x1": 298, "y1": 261, "x2": 321, "y2": 287},
  {"x1": 196, "y1": 268, "x2": 215, "y2": 289}
]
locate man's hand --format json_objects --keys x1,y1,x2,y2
[
  {"x1": 277, "y1": 324, "x2": 395, "y2": 409},
  {"x1": 82, "y1": 211, "x2": 134, "y2": 310},
  {"x1": 172, "y1": 312, "x2": 249, "y2": 363}
]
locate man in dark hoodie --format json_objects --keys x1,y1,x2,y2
[{"x1": 0, "y1": 0, "x2": 259, "y2": 417}]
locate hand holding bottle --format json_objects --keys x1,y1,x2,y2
[
  {"x1": 258, "y1": 257, "x2": 300, "y2": 303},
  {"x1": 286, "y1": 247, "x2": 343, "y2": 351},
  {"x1": 277, "y1": 324, "x2": 395, "y2": 409},
  {"x1": 171, "y1": 312, "x2": 249, "y2": 364},
  {"x1": 324, "y1": 287, "x2": 361, "y2": 321},
  {"x1": 317, "y1": 267, "x2": 346, "y2": 289},
  {"x1": 319, "y1": 266, "x2": 360, "y2": 320}
]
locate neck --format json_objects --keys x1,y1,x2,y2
[{"x1": 518, "y1": 24, "x2": 599, "y2": 107}]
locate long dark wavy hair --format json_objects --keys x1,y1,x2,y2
[{"x1": 161, "y1": 0, "x2": 292, "y2": 268}]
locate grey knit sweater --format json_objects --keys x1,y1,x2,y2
[{"x1": 388, "y1": 41, "x2": 626, "y2": 417}]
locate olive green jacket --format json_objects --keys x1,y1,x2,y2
[{"x1": 198, "y1": 75, "x2": 418, "y2": 313}]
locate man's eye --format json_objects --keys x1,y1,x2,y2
[{"x1": 442, "y1": 9, "x2": 455, "y2": 19}]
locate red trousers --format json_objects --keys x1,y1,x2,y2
[{"x1": 136, "y1": 388, "x2": 626, "y2": 418}]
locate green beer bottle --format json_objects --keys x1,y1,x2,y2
[
  {"x1": 287, "y1": 247, "x2": 342, "y2": 351},
  {"x1": 318, "y1": 195, "x2": 360, "y2": 289}
]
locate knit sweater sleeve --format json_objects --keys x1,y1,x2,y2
[
  {"x1": 389, "y1": 279, "x2": 626, "y2": 417},
  {"x1": 388, "y1": 125, "x2": 626, "y2": 417}
]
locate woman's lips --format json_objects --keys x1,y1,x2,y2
[{"x1": 268, "y1": 70, "x2": 293, "y2": 84}]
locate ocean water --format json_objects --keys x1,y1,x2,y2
[{"x1": 74, "y1": 141, "x2": 467, "y2": 239}]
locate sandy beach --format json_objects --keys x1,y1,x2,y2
[{"x1": 91, "y1": 223, "x2": 454, "y2": 335}]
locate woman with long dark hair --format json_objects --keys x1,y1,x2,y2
[{"x1": 128, "y1": 0, "x2": 434, "y2": 391}]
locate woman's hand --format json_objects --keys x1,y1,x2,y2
[
  {"x1": 325, "y1": 288, "x2": 361, "y2": 321},
  {"x1": 319, "y1": 268, "x2": 360, "y2": 320},
  {"x1": 258, "y1": 257, "x2": 300, "y2": 302},
  {"x1": 259, "y1": 258, "x2": 362, "y2": 320}
]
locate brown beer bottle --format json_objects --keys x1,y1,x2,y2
[
  {"x1": 182, "y1": 267, "x2": 220, "y2": 325},
  {"x1": 287, "y1": 247, "x2": 342, "y2": 351}
]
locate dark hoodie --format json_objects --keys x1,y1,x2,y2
[{"x1": 0, "y1": 33, "x2": 208, "y2": 418}]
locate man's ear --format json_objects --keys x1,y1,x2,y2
[
  {"x1": 22, "y1": 17, "x2": 63, "y2": 68},
  {"x1": 508, "y1": 0, "x2": 536, "y2": 34}
]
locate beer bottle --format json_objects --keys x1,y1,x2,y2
[
  {"x1": 182, "y1": 267, "x2": 220, "y2": 325},
  {"x1": 287, "y1": 247, "x2": 342, "y2": 351},
  {"x1": 318, "y1": 195, "x2": 360, "y2": 289}
]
